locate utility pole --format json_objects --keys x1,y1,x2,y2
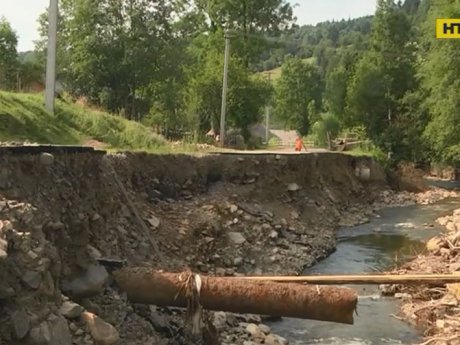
[
  {"x1": 265, "y1": 72, "x2": 272, "y2": 144},
  {"x1": 45, "y1": 0, "x2": 58, "y2": 114},
  {"x1": 219, "y1": 31, "x2": 231, "y2": 148}
]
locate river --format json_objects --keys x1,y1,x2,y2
[{"x1": 266, "y1": 196, "x2": 460, "y2": 345}]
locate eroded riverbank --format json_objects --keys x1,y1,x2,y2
[{"x1": 0, "y1": 150, "x2": 456, "y2": 345}]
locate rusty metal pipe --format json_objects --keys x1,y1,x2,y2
[{"x1": 113, "y1": 268, "x2": 358, "y2": 325}]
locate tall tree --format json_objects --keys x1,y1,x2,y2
[
  {"x1": 38, "y1": 0, "x2": 175, "y2": 118},
  {"x1": 420, "y1": 0, "x2": 460, "y2": 164},
  {"x1": 185, "y1": 31, "x2": 272, "y2": 140},
  {"x1": 0, "y1": 17, "x2": 18, "y2": 90},
  {"x1": 346, "y1": 0, "x2": 416, "y2": 155},
  {"x1": 195, "y1": 0, "x2": 294, "y2": 65},
  {"x1": 274, "y1": 57, "x2": 322, "y2": 135}
]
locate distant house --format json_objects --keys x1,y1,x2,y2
[
  {"x1": 22, "y1": 80, "x2": 45, "y2": 93},
  {"x1": 20, "y1": 78, "x2": 63, "y2": 95}
]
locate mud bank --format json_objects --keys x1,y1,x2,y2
[
  {"x1": 394, "y1": 207, "x2": 460, "y2": 345},
  {"x1": 0, "y1": 150, "x2": 443, "y2": 345}
]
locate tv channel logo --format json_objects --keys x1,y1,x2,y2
[{"x1": 436, "y1": 19, "x2": 460, "y2": 39}]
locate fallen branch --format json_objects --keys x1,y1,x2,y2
[
  {"x1": 113, "y1": 269, "x2": 358, "y2": 325},
  {"x1": 418, "y1": 335, "x2": 459, "y2": 345}
]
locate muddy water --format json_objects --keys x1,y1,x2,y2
[{"x1": 267, "y1": 198, "x2": 460, "y2": 345}]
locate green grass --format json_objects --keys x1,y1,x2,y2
[
  {"x1": 0, "y1": 91, "x2": 168, "y2": 151},
  {"x1": 258, "y1": 57, "x2": 316, "y2": 81}
]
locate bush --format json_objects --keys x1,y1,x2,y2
[{"x1": 311, "y1": 113, "x2": 341, "y2": 147}]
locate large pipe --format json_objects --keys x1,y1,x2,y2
[{"x1": 113, "y1": 269, "x2": 358, "y2": 325}]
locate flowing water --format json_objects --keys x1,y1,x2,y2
[{"x1": 267, "y1": 195, "x2": 460, "y2": 345}]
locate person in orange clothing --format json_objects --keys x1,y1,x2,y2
[{"x1": 295, "y1": 134, "x2": 308, "y2": 152}]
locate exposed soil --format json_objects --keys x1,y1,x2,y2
[{"x1": 0, "y1": 150, "x2": 454, "y2": 345}]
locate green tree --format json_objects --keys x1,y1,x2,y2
[
  {"x1": 195, "y1": 0, "x2": 294, "y2": 65},
  {"x1": 185, "y1": 31, "x2": 272, "y2": 141},
  {"x1": 346, "y1": 0, "x2": 416, "y2": 155},
  {"x1": 0, "y1": 17, "x2": 18, "y2": 90},
  {"x1": 419, "y1": 0, "x2": 460, "y2": 164},
  {"x1": 325, "y1": 65, "x2": 349, "y2": 118},
  {"x1": 274, "y1": 57, "x2": 322, "y2": 135},
  {"x1": 38, "y1": 0, "x2": 175, "y2": 119}
]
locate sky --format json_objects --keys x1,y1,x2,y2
[{"x1": 0, "y1": 0, "x2": 377, "y2": 52}]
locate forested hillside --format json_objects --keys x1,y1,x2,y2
[{"x1": 1, "y1": 0, "x2": 460, "y2": 165}]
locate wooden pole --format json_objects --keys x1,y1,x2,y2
[
  {"x1": 113, "y1": 269, "x2": 358, "y2": 325},
  {"x1": 234, "y1": 274, "x2": 460, "y2": 286}
]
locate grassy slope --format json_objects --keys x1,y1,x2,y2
[
  {"x1": 258, "y1": 57, "x2": 316, "y2": 81},
  {"x1": 0, "y1": 91, "x2": 167, "y2": 151}
]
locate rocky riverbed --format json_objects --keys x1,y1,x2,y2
[
  {"x1": 0, "y1": 150, "x2": 456, "y2": 345},
  {"x1": 386, "y1": 207, "x2": 460, "y2": 345}
]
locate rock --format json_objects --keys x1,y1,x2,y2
[
  {"x1": 149, "y1": 307, "x2": 169, "y2": 332},
  {"x1": 22, "y1": 270, "x2": 42, "y2": 289},
  {"x1": 436, "y1": 319, "x2": 445, "y2": 329},
  {"x1": 67, "y1": 264, "x2": 109, "y2": 298},
  {"x1": 0, "y1": 248, "x2": 7, "y2": 260},
  {"x1": 60, "y1": 301, "x2": 84, "y2": 319},
  {"x1": 233, "y1": 257, "x2": 244, "y2": 266},
  {"x1": 287, "y1": 183, "x2": 300, "y2": 192},
  {"x1": 228, "y1": 232, "x2": 246, "y2": 245},
  {"x1": 11, "y1": 309, "x2": 31, "y2": 339},
  {"x1": 48, "y1": 314, "x2": 72, "y2": 345},
  {"x1": 453, "y1": 209, "x2": 460, "y2": 224},
  {"x1": 269, "y1": 230, "x2": 278, "y2": 239},
  {"x1": 40, "y1": 153, "x2": 55, "y2": 166},
  {"x1": 426, "y1": 236, "x2": 445, "y2": 252},
  {"x1": 82, "y1": 312, "x2": 119, "y2": 345},
  {"x1": 258, "y1": 324, "x2": 271, "y2": 334},
  {"x1": 213, "y1": 311, "x2": 228, "y2": 330},
  {"x1": 0, "y1": 285, "x2": 15, "y2": 299},
  {"x1": 87, "y1": 245, "x2": 102, "y2": 260},
  {"x1": 245, "y1": 324, "x2": 265, "y2": 340},
  {"x1": 379, "y1": 284, "x2": 398, "y2": 296},
  {"x1": 446, "y1": 222, "x2": 456, "y2": 233},
  {"x1": 230, "y1": 205, "x2": 238, "y2": 214},
  {"x1": 290, "y1": 211, "x2": 299, "y2": 220},
  {"x1": 394, "y1": 293, "x2": 411, "y2": 299},
  {"x1": 147, "y1": 215, "x2": 160, "y2": 229},
  {"x1": 265, "y1": 334, "x2": 289, "y2": 345},
  {"x1": 47, "y1": 221, "x2": 65, "y2": 231},
  {"x1": 29, "y1": 321, "x2": 51, "y2": 344}
]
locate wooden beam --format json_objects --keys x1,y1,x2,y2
[{"x1": 234, "y1": 274, "x2": 460, "y2": 285}]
